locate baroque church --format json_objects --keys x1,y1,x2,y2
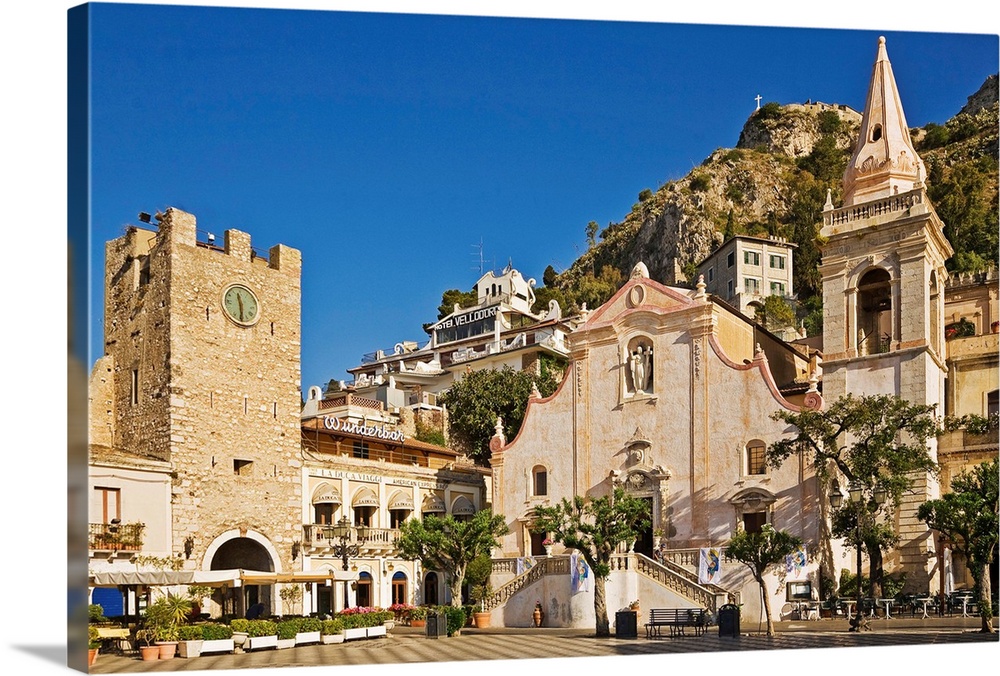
[{"x1": 86, "y1": 36, "x2": 997, "y2": 628}]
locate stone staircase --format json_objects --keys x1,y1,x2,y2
[{"x1": 482, "y1": 552, "x2": 729, "y2": 613}]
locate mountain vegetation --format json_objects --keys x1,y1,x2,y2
[{"x1": 523, "y1": 76, "x2": 998, "y2": 333}]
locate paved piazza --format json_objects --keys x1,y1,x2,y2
[{"x1": 86, "y1": 622, "x2": 998, "y2": 673}]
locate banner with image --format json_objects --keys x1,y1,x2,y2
[
  {"x1": 785, "y1": 546, "x2": 808, "y2": 579},
  {"x1": 570, "y1": 553, "x2": 591, "y2": 593},
  {"x1": 698, "y1": 547, "x2": 722, "y2": 584},
  {"x1": 516, "y1": 556, "x2": 537, "y2": 576}
]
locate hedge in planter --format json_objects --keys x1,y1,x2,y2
[{"x1": 177, "y1": 625, "x2": 204, "y2": 658}]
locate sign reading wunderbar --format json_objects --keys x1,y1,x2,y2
[{"x1": 323, "y1": 416, "x2": 405, "y2": 442}]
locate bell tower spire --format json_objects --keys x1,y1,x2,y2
[{"x1": 842, "y1": 36, "x2": 926, "y2": 206}]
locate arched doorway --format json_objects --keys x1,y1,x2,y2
[
  {"x1": 355, "y1": 572, "x2": 373, "y2": 608},
  {"x1": 423, "y1": 572, "x2": 439, "y2": 605},
  {"x1": 391, "y1": 571, "x2": 408, "y2": 606},
  {"x1": 210, "y1": 537, "x2": 275, "y2": 617}
]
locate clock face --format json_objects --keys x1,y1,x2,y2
[{"x1": 222, "y1": 284, "x2": 260, "y2": 326}]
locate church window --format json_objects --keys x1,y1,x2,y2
[
  {"x1": 745, "y1": 440, "x2": 767, "y2": 475},
  {"x1": 234, "y1": 459, "x2": 253, "y2": 476},
  {"x1": 743, "y1": 511, "x2": 766, "y2": 534},
  {"x1": 130, "y1": 369, "x2": 139, "y2": 405},
  {"x1": 871, "y1": 124, "x2": 883, "y2": 142},
  {"x1": 532, "y1": 466, "x2": 548, "y2": 496}
]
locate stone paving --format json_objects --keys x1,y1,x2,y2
[{"x1": 87, "y1": 619, "x2": 998, "y2": 674}]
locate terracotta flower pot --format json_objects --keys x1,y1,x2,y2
[
  {"x1": 139, "y1": 645, "x2": 160, "y2": 662},
  {"x1": 410, "y1": 619, "x2": 425, "y2": 628},
  {"x1": 157, "y1": 641, "x2": 178, "y2": 659},
  {"x1": 473, "y1": 612, "x2": 491, "y2": 628},
  {"x1": 87, "y1": 648, "x2": 98, "y2": 666},
  {"x1": 532, "y1": 606, "x2": 544, "y2": 627}
]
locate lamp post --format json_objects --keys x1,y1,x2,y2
[
  {"x1": 829, "y1": 479, "x2": 886, "y2": 632},
  {"x1": 327, "y1": 516, "x2": 368, "y2": 612}
]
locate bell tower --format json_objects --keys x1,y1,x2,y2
[{"x1": 818, "y1": 37, "x2": 953, "y2": 588}]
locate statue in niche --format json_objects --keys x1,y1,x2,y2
[{"x1": 628, "y1": 343, "x2": 653, "y2": 393}]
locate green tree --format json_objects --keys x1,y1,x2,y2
[
  {"x1": 440, "y1": 366, "x2": 560, "y2": 465},
  {"x1": 726, "y1": 525, "x2": 802, "y2": 636},
  {"x1": 463, "y1": 553, "x2": 494, "y2": 610},
  {"x1": 585, "y1": 220, "x2": 599, "y2": 249},
  {"x1": 437, "y1": 288, "x2": 478, "y2": 320},
  {"x1": 754, "y1": 295, "x2": 796, "y2": 333},
  {"x1": 395, "y1": 510, "x2": 509, "y2": 608},
  {"x1": 767, "y1": 395, "x2": 939, "y2": 598},
  {"x1": 918, "y1": 458, "x2": 998, "y2": 634},
  {"x1": 542, "y1": 264, "x2": 558, "y2": 288},
  {"x1": 531, "y1": 488, "x2": 650, "y2": 637}
]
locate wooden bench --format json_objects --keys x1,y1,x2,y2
[{"x1": 644, "y1": 608, "x2": 710, "y2": 638}]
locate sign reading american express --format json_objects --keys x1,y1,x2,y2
[{"x1": 323, "y1": 416, "x2": 405, "y2": 442}]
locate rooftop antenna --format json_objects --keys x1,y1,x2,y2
[{"x1": 471, "y1": 238, "x2": 486, "y2": 275}]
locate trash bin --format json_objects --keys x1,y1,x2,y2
[
  {"x1": 614, "y1": 610, "x2": 638, "y2": 639},
  {"x1": 718, "y1": 603, "x2": 740, "y2": 638},
  {"x1": 426, "y1": 612, "x2": 448, "y2": 639}
]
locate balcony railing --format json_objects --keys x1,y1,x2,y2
[
  {"x1": 302, "y1": 524, "x2": 400, "y2": 553},
  {"x1": 89, "y1": 522, "x2": 145, "y2": 552}
]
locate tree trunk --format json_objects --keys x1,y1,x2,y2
[
  {"x1": 448, "y1": 565, "x2": 466, "y2": 608},
  {"x1": 976, "y1": 562, "x2": 995, "y2": 634},
  {"x1": 594, "y1": 575, "x2": 609, "y2": 637},
  {"x1": 758, "y1": 574, "x2": 775, "y2": 636},
  {"x1": 869, "y1": 545, "x2": 884, "y2": 601}
]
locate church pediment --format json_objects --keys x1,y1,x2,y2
[{"x1": 582, "y1": 270, "x2": 695, "y2": 328}]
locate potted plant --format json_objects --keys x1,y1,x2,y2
[
  {"x1": 276, "y1": 619, "x2": 298, "y2": 649},
  {"x1": 320, "y1": 618, "x2": 345, "y2": 644},
  {"x1": 229, "y1": 618, "x2": 250, "y2": 652},
  {"x1": 135, "y1": 629, "x2": 160, "y2": 662},
  {"x1": 199, "y1": 623, "x2": 235, "y2": 654},
  {"x1": 88, "y1": 625, "x2": 101, "y2": 667},
  {"x1": 177, "y1": 625, "x2": 204, "y2": 658},
  {"x1": 154, "y1": 593, "x2": 193, "y2": 659},
  {"x1": 278, "y1": 584, "x2": 303, "y2": 616},
  {"x1": 187, "y1": 584, "x2": 212, "y2": 620},
  {"x1": 542, "y1": 537, "x2": 554, "y2": 556},
  {"x1": 295, "y1": 616, "x2": 323, "y2": 645},
  {"x1": 466, "y1": 554, "x2": 494, "y2": 628},
  {"x1": 245, "y1": 619, "x2": 278, "y2": 651},
  {"x1": 408, "y1": 606, "x2": 427, "y2": 627}
]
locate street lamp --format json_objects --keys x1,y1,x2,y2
[
  {"x1": 326, "y1": 516, "x2": 368, "y2": 611},
  {"x1": 830, "y1": 479, "x2": 886, "y2": 632}
]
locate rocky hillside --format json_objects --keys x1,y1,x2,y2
[{"x1": 541, "y1": 77, "x2": 998, "y2": 329}]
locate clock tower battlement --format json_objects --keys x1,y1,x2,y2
[{"x1": 98, "y1": 207, "x2": 302, "y2": 570}]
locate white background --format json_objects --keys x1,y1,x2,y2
[{"x1": 3, "y1": 1, "x2": 997, "y2": 675}]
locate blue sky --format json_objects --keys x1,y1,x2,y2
[{"x1": 82, "y1": 4, "x2": 998, "y2": 393}]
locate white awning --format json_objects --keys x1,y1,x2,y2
[
  {"x1": 312, "y1": 482, "x2": 342, "y2": 505},
  {"x1": 387, "y1": 490, "x2": 414, "y2": 510},
  {"x1": 352, "y1": 486, "x2": 379, "y2": 507},
  {"x1": 421, "y1": 494, "x2": 445, "y2": 513},
  {"x1": 451, "y1": 496, "x2": 476, "y2": 516},
  {"x1": 89, "y1": 569, "x2": 346, "y2": 588}
]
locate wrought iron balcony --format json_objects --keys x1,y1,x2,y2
[{"x1": 89, "y1": 521, "x2": 145, "y2": 552}]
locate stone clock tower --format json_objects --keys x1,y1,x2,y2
[
  {"x1": 101, "y1": 207, "x2": 302, "y2": 595},
  {"x1": 818, "y1": 37, "x2": 952, "y2": 588}
]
